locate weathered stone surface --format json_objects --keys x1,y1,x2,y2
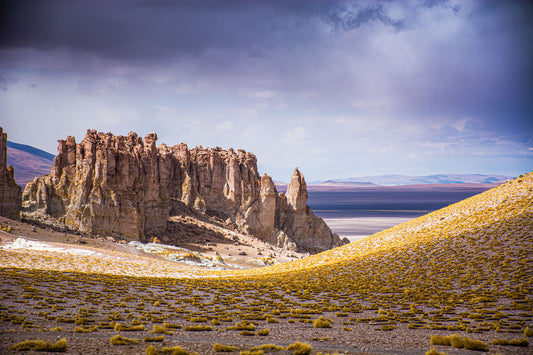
[
  {"x1": 273, "y1": 168, "x2": 345, "y2": 253},
  {"x1": 0, "y1": 127, "x2": 22, "y2": 219},
  {"x1": 23, "y1": 129, "x2": 346, "y2": 252}
]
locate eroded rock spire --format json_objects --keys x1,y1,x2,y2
[{"x1": 22, "y1": 129, "x2": 346, "y2": 253}]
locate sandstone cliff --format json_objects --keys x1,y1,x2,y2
[
  {"x1": 23, "y1": 130, "x2": 345, "y2": 252},
  {"x1": 0, "y1": 127, "x2": 22, "y2": 219}
]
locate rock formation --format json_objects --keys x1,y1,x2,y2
[
  {"x1": 0, "y1": 127, "x2": 22, "y2": 219},
  {"x1": 23, "y1": 129, "x2": 346, "y2": 252}
]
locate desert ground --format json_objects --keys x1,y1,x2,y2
[{"x1": 1, "y1": 173, "x2": 532, "y2": 354}]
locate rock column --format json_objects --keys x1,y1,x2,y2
[{"x1": 0, "y1": 127, "x2": 22, "y2": 219}]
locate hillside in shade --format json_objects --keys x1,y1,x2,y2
[
  {"x1": 6, "y1": 141, "x2": 54, "y2": 187},
  {"x1": 0, "y1": 172, "x2": 531, "y2": 354}
]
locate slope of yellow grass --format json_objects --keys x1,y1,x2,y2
[
  {"x1": 0, "y1": 172, "x2": 531, "y2": 353},
  {"x1": 240, "y1": 171, "x2": 532, "y2": 278}
]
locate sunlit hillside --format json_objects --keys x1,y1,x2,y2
[{"x1": 1, "y1": 172, "x2": 532, "y2": 354}]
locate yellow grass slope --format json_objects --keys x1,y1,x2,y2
[
  {"x1": 241, "y1": 171, "x2": 532, "y2": 279},
  {"x1": 0, "y1": 172, "x2": 531, "y2": 351}
]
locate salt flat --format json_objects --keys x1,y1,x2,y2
[{"x1": 322, "y1": 216, "x2": 414, "y2": 242}]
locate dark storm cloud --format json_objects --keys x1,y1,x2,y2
[
  {"x1": 2, "y1": 0, "x2": 532, "y2": 116},
  {"x1": 0, "y1": 0, "x2": 333, "y2": 61},
  {"x1": 1, "y1": 0, "x2": 532, "y2": 178},
  {"x1": 0, "y1": 0, "x2": 471, "y2": 61}
]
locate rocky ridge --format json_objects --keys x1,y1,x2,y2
[
  {"x1": 0, "y1": 127, "x2": 22, "y2": 219},
  {"x1": 22, "y1": 130, "x2": 346, "y2": 253}
]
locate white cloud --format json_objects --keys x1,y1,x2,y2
[
  {"x1": 282, "y1": 126, "x2": 308, "y2": 144},
  {"x1": 215, "y1": 121, "x2": 234, "y2": 131}
]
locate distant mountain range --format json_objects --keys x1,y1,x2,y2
[
  {"x1": 6, "y1": 141, "x2": 513, "y2": 190},
  {"x1": 276, "y1": 173, "x2": 512, "y2": 192},
  {"x1": 6, "y1": 141, "x2": 54, "y2": 187},
  {"x1": 313, "y1": 173, "x2": 512, "y2": 186}
]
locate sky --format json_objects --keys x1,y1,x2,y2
[{"x1": 1, "y1": 0, "x2": 532, "y2": 181}]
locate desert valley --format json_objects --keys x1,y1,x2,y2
[
  {"x1": 3, "y1": 1, "x2": 533, "y2": 353},
  {"x1": 0, "y1": 126, "x2": 532, "y2": 355}
]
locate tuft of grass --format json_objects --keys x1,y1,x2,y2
[
  {"x1": 313, "y1": 316, "x2": 332, "y2": 328},
  {"x1": 114, "y1": 323, "x2": 145, "y2": 331},
  {"x1": 149, "y1": 324, "x2": 173, "y2": 335},
  {"x1": 230, "y1": 321, "x2": 256, "y2": 331},
  {"x1": 240, "y1": 330, "x2": 255, "y2": 336},
  {"x1": 240, "y1": 351, "x2": 264, "y2": 355},
  {"x1": 189, "y1": 316, "x2": 207, "y2": 323},
  {"x1": 425, "y1": 348, "x2": 450, "y2": 355},
  {"x1": 431, "y1": 334, "x2": 488, "y2": 351},
  {"x1": 213, "y1": 343, "x2": 237, "y2": 352},
  {"x1": 146, "y1": 345, "x2": 160, "y2": 355},
  {"x1": 286, "y1": 341, "x2": 312, "y2": 355},
  {"x1": 184, "y1": 325, "x2": 212, "y2": 331},
  {"x1": 163, "y1": 322, "x2": 182, "y2": 329},
  {"x1": 73, "y1": 325, "x2": 98, "y2": 333},
  {"x1": 381, "y1": 325, "x2": 395, "y2": 331},
  {"x1": 456, "y1": 336, "x2": 488, "y2": 351},
  {"x1": 491, "y1": 338, "x2": 529, "y2": 346},
  {"x1": 110, "y1": 334, "x2": 140, "y2": 345},
  {"x1": 144, "y1": 335, "x2": 164, "y2": 342},
  {"x1": 257, "y1": 329, "x2": 270, "y2": 336},
  {"x1": 448, "y1": 334, "x2": 463, "y2": 348},
  {"x1": 250, "y1": 344, "x2": 284, "y2": 351},
  {"x1": 525, "y1": 326, "x2": 533, "y2": 337},
  {"x1": 161, "y1": 346, "x2": 197, "y2": 355},
  {"x1": 9, "y1": 338, "x2": 67, "y2": 352},
  {"x1": 430, "y1": 335, "x2": 451, "y2": 346}
]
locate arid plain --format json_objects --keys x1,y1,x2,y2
[{"x1": 1, "y1": 172, "x2": 532, "y2": 354}]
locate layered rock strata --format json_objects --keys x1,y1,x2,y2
[
  {"x1": 0, "y1": 127, "x2": 22, "y2": 219},
  {"x1": 23, "y1": 130, "x2": 346, "y2": 252}
]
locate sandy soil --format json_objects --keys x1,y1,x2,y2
[
  {"x1": 1, "y1": 215, "x2": 531, "y2": 355},
  {"x1": 0, "y1": 215, "x2": 304, "y2": 272}
]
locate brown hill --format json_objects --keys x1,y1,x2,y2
[{"x1": 6, "y1": 144, "x2": 54, "y2": 188}]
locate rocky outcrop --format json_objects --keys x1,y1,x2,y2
[
  {"x1": 23, "y1": 129, "x2": 346, "y2": 252},
  {"x1": 0, "y1": 127, "x2": 22, "y2": 219}
]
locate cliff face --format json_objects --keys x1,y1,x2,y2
[
  {"x1": 23, "y1": 130, "x2": 345, "y2": 252},
  {"x1": 0, "y1": 127, "x2": 22, "y2": 219}
]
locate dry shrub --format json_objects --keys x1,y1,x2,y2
[
  {"x1": 114, "y1": 323, "x2": 145, "y2": 331},
  {"x1": 144, "y1": 335, "x2": 164, "y2": 342},
  {"x1": 240, "y1": 330, "x2": 255, "y2": 336},
  {"x1": 313, "y1": 316, "x2": 332, "y2": 328},
  {"x1": 424, "y1": 348, "x2": 450, "y2": 355},
  {"x1": 184, "y1": 325, "x2": 212, "y2": 331},
  {"x1": 9, "y1": 338, "x2": 67, "y2": 352},
  {"x1": 430, "y1": 335, "x2": 450, "y2": 346},
  {"x1": 150, "y1": 324, "x2": 173, "y2": 335},
  {"x1": 286, "y1": 341, "x2": 312, "y2": 355},
  {"x1": 250, "y1": 344, "x2": 284, "y2": 351},
  {"x1": 213, "y1": 343, "x2": 237, "y2": 352},
  {"x1": 491, "y1": 338, "x2": 529, "y2": 346},
  {"x1": 161, "y1": 346, "x2": 197, "y2": 355},
  {"x1": 257, "y1": 329, "x2": 270, "y2": 336},
  {"x1": 240, "y1": 351, "x2": 264, "y2": 355},
  {"x1": 110, "y1": 334, "x2": 140, "y2": 345},
  {"x1": 146, "y1": 345, "x2": 160, "y2": 355},
  {"x1": 431, "y1": 334, "x2": 487, "y2": 351},
  {"x1": 524, "y1": 326, "x2": 533, "y2": 337}
]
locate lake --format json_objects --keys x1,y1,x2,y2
[{"x1": 308, "y1": 188, "x2": 490, "y2": 241}]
